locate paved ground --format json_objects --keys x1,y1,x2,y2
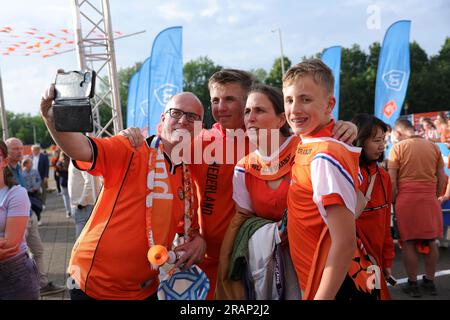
[
  {"x1": 36, "y1": 189, "x2": 450, "y2": 300},
  {"x1": 38, "y1": 190, "x2": 75, "y2": 300}
]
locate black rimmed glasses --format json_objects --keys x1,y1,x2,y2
[{"x1": 166, "y1": 108, "x2": 201, "y2": 122}]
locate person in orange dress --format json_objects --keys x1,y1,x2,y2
[{"x1": 388, "y1": 118, "x2": 446, "y2": 297}]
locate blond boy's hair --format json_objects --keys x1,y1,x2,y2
[{"x1": 282, "y1": 59, "x2": 334, "y2": 95}]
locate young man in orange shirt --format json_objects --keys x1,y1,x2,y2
[
  {"x1": 284, "y1": 59, "x2": 363, "y2": 300},
  {"x1": 40, "y1": 82, "x2": 206, "y2": 300}
]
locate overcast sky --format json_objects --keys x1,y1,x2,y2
[{"x1": 0, "y1": 0, "x2": 449, "y2": 115}]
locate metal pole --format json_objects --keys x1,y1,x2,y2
[
  {"x1": 278, "y1": 28, "x2": 285, "y2": 76},
  {"x1": 102, "y1": 0, "x2": 123, "y2": 132},
  {"x1": 271, "y1": 28, "x2": 285, "y2": 79},
  {"x1": 71, "y1": 0, "x2": 87, "y2": 70},
  {"x1": 0, "y1": 69, "x2": 9, "y2": 140}
]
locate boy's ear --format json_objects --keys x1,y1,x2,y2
[
  {"x1": 326, "y1": 96, "x2": 336, "y2": 115},
  {"x1": 278, "y1": 112, "x2": 287, "y2": 129}
]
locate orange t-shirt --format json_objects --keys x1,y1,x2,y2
[
  {"x1": 68, "y1": 135, "x2": 198, "y2": 300},
  {"x1": 287, "y1": 122, "x2": 361, "y2": 291},
  {"x1": 388, "y1": 136, "x2": 443, "y2": 183}
]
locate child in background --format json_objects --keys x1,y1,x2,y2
[{"x1": 351, "y1": 113, "x2": 395, "y2": 299}]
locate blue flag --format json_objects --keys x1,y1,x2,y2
[
  {"x1": 147, "y1": 26, "x2": 183, "y2": 135},
  {"x1": 321, "y1": 46, "x2": 341, "y2": 121},
  {"x1": 126, "y1": 71, "x2": 140, "y2": 128},
  {"x1": 374, "y1": 20, "x2": 411, "y2": 127},
  {"x1": 133, "y1": 57, "x2": 151, "y2": 131}
]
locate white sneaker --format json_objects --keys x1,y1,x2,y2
[
  {"x1": 37, "y1": 220, "x2": 43, "y2": 226},
  {"x1": 66, "y1": 212, "x2": 71, "y2": 218}
]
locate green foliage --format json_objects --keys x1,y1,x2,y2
[
  {"x1": 249, "y1": 68, "x2": 268, "y2": 83},
  {"x1": 5, "y1": 111, "x2": 54, "y2": 148},
  {"x1": 265, "y1": 57, "x2": 292, "y2": 89},
  {"x1": 183, "y1": 56, "x2": 222, "y2": 128}
]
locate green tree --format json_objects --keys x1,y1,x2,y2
[
  {"x1": 183, "y1": 56, "x2": 222, "y2": 128},
  {"x1": 265, "y1": 57, "x2": 292, "y2": 89},
  {"x1": 425, "y1": 37, "x2": 450, "y2": 112},
  {"x1": 4, "y1": 111, "x2": 53, "y2": 148},
  {"x1": 339, "y1": 44, "x2": 372, "y2": 120},
  {"x1": 404, "y1": 41, "x2": 430, "y2": 113},
  {"x1": 249, "y1": 68, "x2": 268, "y2": 83}
]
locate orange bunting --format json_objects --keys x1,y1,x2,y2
[{"x1": 1, "y1": 26, "x2": 122, "y2": 58}]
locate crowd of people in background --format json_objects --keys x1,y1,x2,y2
[{"x1": 416, "y1": 112, "x2": 450, "y2": 144}]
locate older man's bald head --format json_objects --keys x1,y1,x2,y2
[
  {"x1": 5, "y1": 137, "x2": 23, "y2": 147},
  {"x1": 5, "y1": 137, "x2": 24, "y2": 164},
  {"x1": 164, "y1": 92, "x2": 204, "y2": 120}
]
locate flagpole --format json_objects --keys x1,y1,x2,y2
[
  {"x1": 271, "y1": 28, "x2": 285, "y2": 78},
  {"x1": 0, "y1": 68, "x2": 9, "y2": 140}
]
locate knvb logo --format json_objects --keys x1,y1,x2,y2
[
  {"x1": 383, "y1": 100, "x2": 398, "y2": 119},
  {"x1": 154, "y1": 84, "x2": 180, "y2": 107},
  {"x1": 382, "y1": 70, "x2": 406, "y2": 91}
]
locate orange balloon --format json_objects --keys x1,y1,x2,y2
[{"x1": 147, "y1": 245, "x2": 168, "y2": 267}]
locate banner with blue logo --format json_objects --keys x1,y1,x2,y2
[
  {"x1": 126, "y1": 70, "x2": 140, "y2": 128},
  {"x1": 147, "y1": 26, "x2": 183, "y2": 135},
  {"x1": 374, "y1": 20, "x2": 411, "y2": 127},
  {"x1": 321, "y1": 46, "x2": 341, "y2": 121},
  {"x1": 132, "y1": 57, "x2": 151, "y2": 131}
]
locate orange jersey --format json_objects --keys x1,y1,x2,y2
[
  {"x1": 357, "y1": 163, "x2": 395, "y2": 269},
  {"x1": 69, "y1": 135, "x2": 198, "y2": 300},
  {"x1": 287, "y1": 122, "x2": 361, "y2": 292},
  {"x1": 190, "y1": 123, "x2": 250, "y2": 260},
  {"x1": 189, "y1": 123, "x2": 250, "y2": 299}
]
